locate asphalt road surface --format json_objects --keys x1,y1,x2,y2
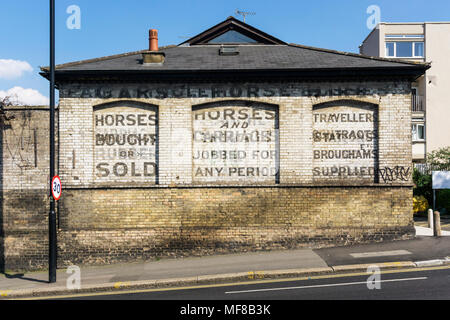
[
  {"x1": 314, "y1": 236, "x2": 450, "y2": 266},
  {"x1": 52, "y1": 265, "x2": 450, "y2": 300}
]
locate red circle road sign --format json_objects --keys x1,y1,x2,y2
[{"x1": 51, "y1": 175, "x2": 61, "y2": 201}]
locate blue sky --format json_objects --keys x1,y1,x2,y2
[{"x1": 0, "y1": 0, "x2": 449, "y2": 105}]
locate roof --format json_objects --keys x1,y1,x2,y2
[
  {"x1": 47, "y1": 44, "x2": 427, "y2": 71},
  {"x1": 40, "y1": 17, "x2": 429, "y2": 82},
  {"x1": 179, "y1": 16, "x2": 286, "y2": 45}
]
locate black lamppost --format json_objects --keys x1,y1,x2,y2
[{"x1": 49, "y1": 0, "x2": 57, "y2": 283}]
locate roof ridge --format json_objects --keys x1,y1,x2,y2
[
  {"x1": 288, "y1": 43, "x2": 430, "y2": 67},
  {"x1": 40, "y1": 45, "x2": 177, "y2": 71},
  {"x1": 180, "y1": 16, "x2": 286, "y2": 46}
]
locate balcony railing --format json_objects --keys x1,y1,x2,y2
[
  {"x1": 412, "y1": 95, "x2": 425, "y2": 112},
  {"x1": 414, "y1": 163, "x2": 450, "y2": 175}
]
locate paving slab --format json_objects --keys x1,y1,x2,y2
[{"x1": 415, "y1": 226, "x2": 450, "y2": 236}]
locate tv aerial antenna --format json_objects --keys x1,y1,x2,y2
[{"x1": 235, "y1": 10, "x2": 256, "y2": 23}]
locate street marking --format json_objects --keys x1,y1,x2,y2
[
  {"x1": 350, "y1": 250, "x2": 412, "y2": 258},
  {"x1": 225, "y1": 277, "x2": 427, "y2": 294},
  {"x1": 248, "y1": 271, "x2": 264, "y2": 280},
  {"x1": 113, "y1": 282, "x2": 130, "y2": 289},
  {"x1": 414, "y1": 259, "x2": 444, "y2": 267},
  {"x1": 0, "y1": 291, "x2": 10, "y2": 297},
  {"x1": 15, "y1": 265, "x2": 450, "y2": 300}
]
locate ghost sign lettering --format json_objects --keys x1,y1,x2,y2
[
  {"x1": 312, "y1": 102, "x2": 379, "y2": 182},
  {"x1": 94, "y1": 103, "x2": 158, "y2": 184},
  {"x1": 192, "y1": 103, "x2": 279, "y2": 184}
]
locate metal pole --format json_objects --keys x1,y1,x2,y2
[
  {"x1": 49, "y1": 0, "x2": 57, "y2": 283},
  {"x1": 433, "y1": 189, "x2": 436, "y2": 212}
]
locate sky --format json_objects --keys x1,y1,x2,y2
[{"x1": 0, "y1": 0, "x2": 449, "y2": 105}]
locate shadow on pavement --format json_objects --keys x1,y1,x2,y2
[{"x1": 3, "y1": 273, "x2": 48, "y2": 284}]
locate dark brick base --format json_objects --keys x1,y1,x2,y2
[{"x1": 1, "y1": 186, "x2": 414, "y2": 271}]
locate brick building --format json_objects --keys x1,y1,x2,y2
[{"x1": 1, "y1": 17, "x2": 428, "y2": 271}]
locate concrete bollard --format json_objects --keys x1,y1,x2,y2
[
  {"x1": 433, "y1": 211, "x2": 441, "y2": 237},
  {"x1": 428, "y1": 209, "x2": 434, "y2": 230}
]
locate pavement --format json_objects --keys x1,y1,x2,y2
[
  {"x1": 414, "y1": 214, "x2": 450, "y2": 231},
  {"x1": 1, "y1": 226, "x2": 450, "y2": 299},
  {"x1": 415, "y1": 226, "x2": 450, "y2": 236}
]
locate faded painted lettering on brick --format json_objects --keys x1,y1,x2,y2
[
  {"x1": 192, "y1": 102, "x2": 279, "y2": 184},
  {"x1": 94, "y1": 102, "x2": 158, "y2": 183},
  {"x1": 312, "y1": 101, "x2": 379, "y2": 182}
]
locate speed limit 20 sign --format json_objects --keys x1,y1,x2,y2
[{"x1": 51, "y1": 175, "x2": 62, "y2": 201}]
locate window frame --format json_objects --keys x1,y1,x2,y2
[
  {"x1": 385, "y1": 42, "x2": 395, "y2": 57},
  {"x1": 413, "y1": 42, "x2": 424, "y2": 58},
  {"x1": 412, "y1": 123, "x2": 426, "y2": 142},
  {"x1": 385, "y1": 41, "x2": 424, "y2": 58},
  {"x1": 385, "y1": 34, "x2": 424, "y2": 39}
]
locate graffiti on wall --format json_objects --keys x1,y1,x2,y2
[
  {"x1": 312, "y1": 101, "x2": 379, "y2": 182},
  {"x1": 379, "y1": 166, "x2": 411, "y2": 183},
  {"x1": 94, "y1": 102, "x2": 158, "y2": 183},
  {"x1": 2, "y1": 110, "x2": 37, "y2": 173},
  {"x1": 192, "y1": 102, "x2": 279, "y2": 184}
]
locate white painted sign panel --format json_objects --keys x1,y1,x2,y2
[
  {"x1": 432, "y1": 171, "x2": 450, "y2": 189},
  {"x1": 312, "y1": 102, "x2": 378, "y2": 182},
  {"x1": 93, "y1": 102, "x2": 158, "y2": 184},
  {"x1": 192, "y1": 102, "x2": 279, "y2": 184}
]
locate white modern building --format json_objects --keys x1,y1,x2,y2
[{"x1": 360, "y1": 22, "x2": 450, "y2": 163}]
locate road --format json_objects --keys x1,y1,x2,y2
[
  {"x1": 51, "y1": 265, "x2": 450, "y2": 300},
  {"x1": 314, "y1": 236, "x2": 450, "y2": 266}
]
